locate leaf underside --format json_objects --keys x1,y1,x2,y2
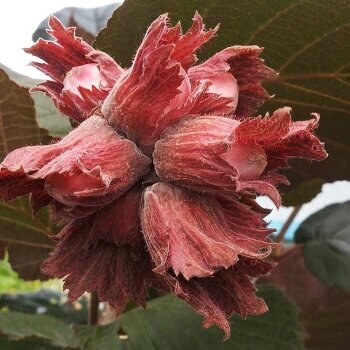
[
  {"x1": 295, "y1": 201, "x2": 350, "y2": 291},
  {"x1": 0, "y1": 69, "x2": 56, "y2": 280}
]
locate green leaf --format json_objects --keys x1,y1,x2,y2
[
  {"x1": 94, "y1": 0, "x2": 350, "y2": 204},
  {"x1": 74, "y1": 323, "x2": 124, "y2": 350},
  {"x1": 0, "y1": 287, "x2": 303, "y2": 349},
  {"x1": 295, "y1": 201, "x2": 350, "y2": 291},
  {"x1": 0, "y1": 63, "x2": 71, "y2": 138},
  {"x1": 115, "y1": 285, "x2": 304, "y2": 350},
  {"x1": 0, "y1": 257, "x2": 49, "y2": 292},
  {"x1": 0, "y1": 336, "x2": 61, "y2": 350},
  {"x1": 0, "y1": 312, "x2": 80, "y2": 349},
  {"x1": 0, "y1": 312, "x2": 125, "y2": 350},
  {"x1": 31, "y1": 93, "x2": 72, "y2": 138}
]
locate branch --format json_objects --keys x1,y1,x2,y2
[
  {"x1": 88, "y1": 292, "x2": 99, "y2": 325},
  {"x1": 274, "y1": 205, "x2": 302, "y2": 243},
  {"x1": 272, "y1": 205, "x2": 302, "y2": 257}
]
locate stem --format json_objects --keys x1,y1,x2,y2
[
  {"x1": 88, "y1": 292, "x2": 99, "y2": 325},
  {"x1": 272, "y1": 205, "x2": 302, "y2": 257},
  {"x1": 274, "y1": 205, "x2": 302, "y2": 243}
]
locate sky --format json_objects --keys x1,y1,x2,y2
[
  {"x1": 1, "y1": 0, "x2": 349, "y2": 237},
  {"x1": 0, "y1": 0, "x2": 114, "y2": 78}
]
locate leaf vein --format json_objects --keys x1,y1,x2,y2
[{"x1": 279, "y1": 22, "x2": 350, "y2": 72}]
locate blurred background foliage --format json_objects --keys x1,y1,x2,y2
[
  {"x1": 0, "y1": 0, "x2": 349, "y2": 349},
  {"x1": 0, "y1": 258, "x2": 43, "y2": 294}
]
